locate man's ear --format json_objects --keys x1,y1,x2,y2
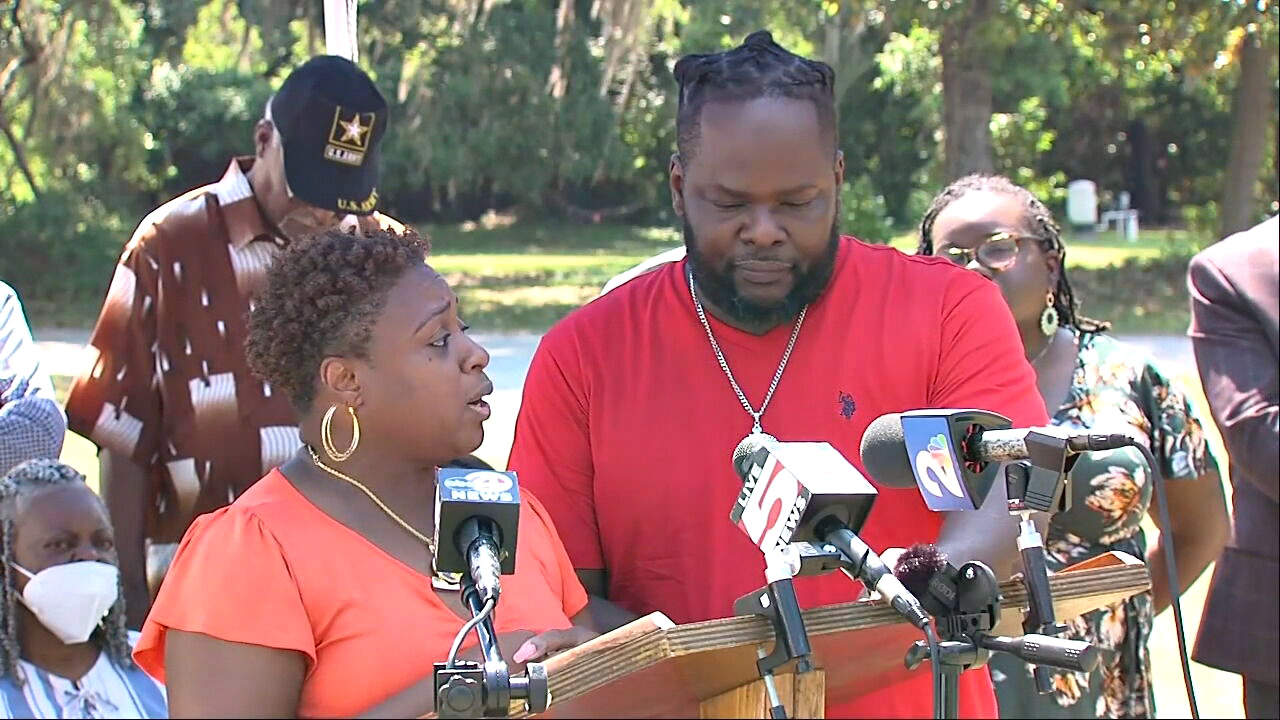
[
  {"x1": 834, "y1": 149, "x2": 845, "y2": 188},
  {"x1": 669, "y1": 153, "x2": 686, "y2": 218},
  {"x1": 254, "y1": 119, "x2": 275, "y2": 160}
]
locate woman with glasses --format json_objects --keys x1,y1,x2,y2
[{"x1": 918, "y1": 175, "x2": 1229, "y2": 719}]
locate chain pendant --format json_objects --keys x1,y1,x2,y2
[
  {"x1": 688, "y1": 269, "x2": 806, "y2": 460},
  {"x1": 733, "y1": 430, "x2": 779, "y2": 470}
]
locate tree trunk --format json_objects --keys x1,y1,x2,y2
[
  {"x1": 1219, "y1": 30, "x2": 1273, "y2": 238},
  {"x1": 822, "y1": 4, "x2": 875, "y2": 107},
  {"x1": 940, "y1": 0, "x2": 995, "y2": 181},
  {"x1": 1126, "y1": 119, "x2": 1163, "y2": 223},
  {"x1": 546, "y1": 0, "x2": 575, "y2": 99}
]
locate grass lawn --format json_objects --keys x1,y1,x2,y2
[
  {"x1": 424, "y1": 222, "x2": 679, "y2": 331},
  {"x1": 26, "y1": 221, "x2": 1204, "y2": 335},
  {"x1": 427, "y1": 222, "x2": 1204, "y2": 334},
  {"x1": 890, "y1": 227, "x2": 1203, "y2": 335}
]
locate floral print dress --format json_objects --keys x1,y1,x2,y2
[{"x1": 990, "y1": 332, "x2": 1216, "y2": 719}]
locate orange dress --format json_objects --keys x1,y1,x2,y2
[{"x1": 134, "y1": 469, "x2": 588, "y2": 718}]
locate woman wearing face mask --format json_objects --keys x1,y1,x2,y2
[
  {"x1": 0, "y1": 459, "x2": 166, "y2": 718},
  {"x1": 918, "y1": 175, "x2": 1229, "y2": 719},
  {"x1": 133, "y1": 227, "x2": 599, "y2": 718}
]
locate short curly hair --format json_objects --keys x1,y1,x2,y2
[{"x1": 245, "y1": 227, "x2": 431, "y2": 412}]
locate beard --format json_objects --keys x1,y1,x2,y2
[{"x1": 684, "y1": 208, "x2": 841, "y2": 330}]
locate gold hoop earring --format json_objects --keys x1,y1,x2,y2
[
  {"x1": 1040, "y1": 290, "x2": 1060, "y2": 337},
  {"x1": 321, "y1": 405, "x2": 360, "y2": 462}
]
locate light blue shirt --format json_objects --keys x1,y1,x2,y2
[
  {"x1": 0, "y1": 281, "x2": 65, "y2": 476},
  {"x1": 0, "y1": 633, "x2": 167, "y2": 718}
]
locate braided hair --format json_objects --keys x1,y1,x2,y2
[
  {"x1": 0, "y1": 460, "x2": 132, "y2": 684},
  {"x1": 916, "y1": 174, "x2": 1111, "y2": 335},
  {"x1": 674, "y1": 30, "x2": 838, "y2": 160}
]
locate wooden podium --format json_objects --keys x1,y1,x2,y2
[{"x1": 511, "y1": 552, "x2": 1149, "y2": 718}]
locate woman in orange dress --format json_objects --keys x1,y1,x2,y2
[{"x1": 133, "y1": 227, "x2": 598, "y2": 717}]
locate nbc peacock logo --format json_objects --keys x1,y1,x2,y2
[{"x1": 914, "y1": 433, "x2": 964, "y2": 499}]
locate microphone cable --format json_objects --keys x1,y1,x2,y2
[
  {"x1": 923, "y1": 622, "x2": 943, "y2": 720},
  {"x1": 1125, "y1": 439, "x2": 1199, "y2": 719},
  {"x1": 446, "y1": 597, "x2": 497, "y2": 668}
]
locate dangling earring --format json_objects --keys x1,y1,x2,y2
[
  {"x1": 1040, "y1": 290, "x2": 1060, "y2": 337},
  {"x1": 321, "y1": 405, "x2": 360, "y2": 462}
]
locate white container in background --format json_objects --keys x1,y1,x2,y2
[{"x1": 1066, "y1": 179, "x2": 1099, "y2": 227}]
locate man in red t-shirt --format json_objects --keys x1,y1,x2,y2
[{"x1": 508, "y1": 31, "x2": 1048, "y2": 717}]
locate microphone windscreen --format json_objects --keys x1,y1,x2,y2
[
  {"x1": 894, "y1": 543, "x2": 948, "y2": 599},
  {"x1": 859, "y1": 413, "x2": 918, "y2": 489},
  {"x1": 731, "y1": 435, "x2": 770, "y2": 481}
]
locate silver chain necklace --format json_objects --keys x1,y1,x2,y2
[{"x1": 687, "y1": 269, "x2": 807, "y2": 459}]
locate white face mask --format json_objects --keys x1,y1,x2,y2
[{"x1": 12, "y1": 561, "x2": 119, "y2": 644}]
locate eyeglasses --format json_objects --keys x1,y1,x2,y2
[{"x1": 934, "y1": 231, "x2": 1043, "y2": 271}]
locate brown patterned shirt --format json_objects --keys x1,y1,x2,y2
[{"x1": 66, "y1": 158, "x2": 404, "y2": 542}]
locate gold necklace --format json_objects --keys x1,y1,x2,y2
[{"x1": 306, "y1": 446, "x2": 463, "y2": 591}]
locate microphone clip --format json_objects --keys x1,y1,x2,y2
[
  {"x1": 904, "y1": 560, "x2": 1101, "y2": 718},
  {"x1": 733, "y1": 544, "x2": 819, "y2": 677},
  {"x1": 433, "y1": 661, "x2": 549, "y2": 718},
  {"x1": 434, "y1": 575, "x2": 550, "y2": 718}
]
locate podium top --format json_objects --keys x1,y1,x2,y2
[{"x1": 516, "y1": 551, "x2": 1149, "y2": 718}]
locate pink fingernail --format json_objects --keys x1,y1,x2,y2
[{"x1": 513, "y1": 642, "x2": 534, "y2": 663}]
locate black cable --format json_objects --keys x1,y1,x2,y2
[
  {"x1": 924, "y1": 622, "x2": 943, "y2": 720},
  {"x1": 1127, "y1": 440, "x2": 1200, "y2": 719},
  {"x1": 446, "y1": 597, "x2": 496, "y2": 668}
]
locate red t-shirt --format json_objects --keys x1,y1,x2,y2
[{"x1": 508, "y1": 237, "x2": 1048, "y2": 718}]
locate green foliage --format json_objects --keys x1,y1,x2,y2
[
  {"x1": 138, "y1": 66, "x2": 275, "y2": 197},
  {"x1": 389, "y1": 2, "x2": 630, "y2": 219},
  {"x1": 992, "y1": 97, "x2": 1067, "y2": 211},
  {"x1": 2, "y1": 0, "x2": 1278, "y2": 326},
  {"x1": 840, "y1": 177, "x2": 894, "y2": 244},
  {"x1": 0, "y1": 190, "x2": 129, "y2": 324}
]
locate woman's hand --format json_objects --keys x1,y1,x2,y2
[{"x1": 512, "y1": 626, "x2": 599, "y2": 663}]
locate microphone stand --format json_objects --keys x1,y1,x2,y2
[
  {"x1": 733, "y1": 543, "x2": 841, "y2": 719},
  {"x1": 1004, "y1": 459, "x2": 1073, "y2": 694},
  {"x1": 434, "y1": 575, "x2": 550, "y2": 718},
  {"x1": 903, "y1": 559, "x2": 1100, "y2": 719}
]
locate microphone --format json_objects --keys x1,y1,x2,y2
[
  {"x1": 434, "y1": 469, "x2": 521, "y2": 604},
  {"x1": 895, "y1": 544, "x2": 1101, "y2": 674},
  {"x1": 860, "y1": 410, "x2": 1132, "y2": 511},
  {"x1": 730, "y1": 438, "x2": 931, "y2": 631}
]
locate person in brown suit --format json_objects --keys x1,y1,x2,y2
[{"x1": 1187, "y1": 214, "x2": 1279, "y2": 719}]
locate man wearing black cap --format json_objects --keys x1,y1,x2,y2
[{"x1": 66, "y1": 56, "x2": 404, "y2": 628}]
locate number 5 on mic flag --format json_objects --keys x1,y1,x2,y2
[
  {"x1": 731, "y1": 450, "x2": 810, "y2": 552},
  {"x1": 731, "y1": 442, "x2": 877, "y2": 552}
]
